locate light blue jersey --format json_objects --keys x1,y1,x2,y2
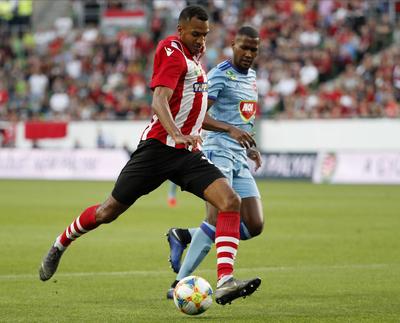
[
  {"x1": 203, "y1": 60, "x2": 260, "y2": 199},
  {"x1": 204, "y1": 60, "x2": 258, "y2": 152}
]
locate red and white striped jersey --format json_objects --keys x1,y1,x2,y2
[{"x1": 141, "y1": 35, "x2": 208, "y2": 149}]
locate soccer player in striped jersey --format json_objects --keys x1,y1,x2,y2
[
  {"x1": 166, "y1": 26, "x2": 264, "y2": 303},
  {"x1": 38, "y1": 6, "x2": 260, "y2": 306}
]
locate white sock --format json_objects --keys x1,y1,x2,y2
[
  {"x1": 54, "y1": 236, "x2": 66, "y2": 251},
  {"x1": 217, "y1": 274, "x2": 233, "y2": 288}
]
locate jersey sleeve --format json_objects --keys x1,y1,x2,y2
[
  {"x1": 207, "y1": 68, "x2": 226, "y2": 101},
  {"x1": 150, "y1": 43, "x2": 186, "y2": 91}
]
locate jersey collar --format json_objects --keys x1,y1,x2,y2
[
  {"x1": 227, "y1": 60, "x2": 249, "y2": 75},
  {"x1": 166, "y1": 35, "x2": 202, "y2": 62}
]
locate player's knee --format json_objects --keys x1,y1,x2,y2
[
  {"x1": 248, "y1": 218, "x2": 264, "y2": 237},
  {"x1": 205, "y1": 212, "x2": 217, "y2": 226},
  {"x1": 95, "y1": 210, "x2": 116, "y2": 224},
  {"x1": 95, "y1": 196, "x2": 129, "y2": 224},
  {"x1": 219, "y1": 191, "x2": 241, "y2": 212},
  {"x1": 95, "y1": 205, "x2": 120, "y2": 224}
]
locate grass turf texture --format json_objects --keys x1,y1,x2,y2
[{"x1": 0, "y1": 180, "x2": 399, "y2": 322}]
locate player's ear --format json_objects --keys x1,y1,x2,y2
[{"x1": 177, "y1": 22, "x2": 184, "y2": 35}]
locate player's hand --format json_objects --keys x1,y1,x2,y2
[
  {"x1": 247, "y1": 148, "x2": 262, "y2": 171},
  {"x1": 174, "y1": 134, "x2": 203, "y2": 150},
  {"x1": 227, "y1": 126, "x2": 257, "y2": 149}
]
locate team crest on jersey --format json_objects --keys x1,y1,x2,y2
[
  {"x1": 193, "y1": 82, "x2": 208, "y2": 92},
  {"x1": 239, "y1": 100, "x2": 257, "y2": 122},
  {"x1": 164, "y1": 47, "x2": 174, "y2": 56},
  {"x1": 194, "y1": 66, "x2": 203, "y2": 76},
  {"x1": 226, "y1": 70, "x2": 237, "y2": 80}
]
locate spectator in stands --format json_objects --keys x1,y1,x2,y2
[
  {"x1": 0, "y1": 0, "x2": 397, "y2": 122},
  {"x1": 28, "y1": 63, "x2": 48, "y2": 113}
]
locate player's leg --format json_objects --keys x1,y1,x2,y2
[
  {"x1": 177, "y1": 204, "x2": 216, "y2": 278},
  {"x1": 171, "y1": 151, "x2": 261, "y2": 304},
  {"x1": 166, "y1": 204, "x2": 216, "y2": 299},
  {"x1": 39, "y1": 139, "x2": 167, "y2": 281},
  {"x1": 39, "y1": 196, "x2": 130, "y2": 281},
  {"x1": 166, "y1": 152, "x2": 262, "y2": 297},
  {"x1": 239, "y1": 197, "x2": 264, "y2": 239},
  {"x1": 166, "y1": 226, "x2": 197, "y2": 273},
  {"x1": 166, "y1": 151, "x2": 234, "y2": 277},
  {"x1": 170, "y1": 150, "x2": 238, "y2": 280},
  {"x1": 166, "y1": 200, "x2": 261, "y2": 279},
  {"x1": 203, "y1": 178, "x2": 261, "y2": 305},
  {"x1": 167, "y1": 181, "x2": 178, "y2": 207},
  {"x1": 167, "y1": 151, "x2": 263, "y2": 273},
  {"x1": 166, "y1": 196, "x2": 264, "y2": 297},
  {"x1": 166, "y1": 202, "x2": 262, "y2": 303},
  {"x1": 209, "y1": 165, "x2": 263, "y2": 303}
]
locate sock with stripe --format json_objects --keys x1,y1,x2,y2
[
  {"x1": 172, "y1": 228, "x2": 194, "y2": 245},
  {"x1": 54, "y1": 205, "x2": 100, "y2": 251},
  {"x1": 176, "y1": 222, "x2": 215, "y2": 281},
  {"x1": 188, "y1": 228, "x2": 197, "y2": 238},
  {"x1": 215, "y1": 211, "x2": 240, "y2": 282},
  {"x1": 173, "y1": 221, "x2": 249, "y2": 250}
]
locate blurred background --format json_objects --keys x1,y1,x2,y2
[{"x1": 0, "y1": 0, "x2": 399, "y2": 184}]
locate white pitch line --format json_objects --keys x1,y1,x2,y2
[{"x1": 0, "y1": 263, "x2": 397, "y2": 281}]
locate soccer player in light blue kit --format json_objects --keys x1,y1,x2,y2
[
  {"x1": 166, "y1": 26, "x2": 264, "y2": 302},
  {"x1": 167, "y1": 181, "x2": 178, "y2": 207}
]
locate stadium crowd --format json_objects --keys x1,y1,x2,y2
[{"x1": 0, "y1": 0, "x2": 399, "y2": 123}]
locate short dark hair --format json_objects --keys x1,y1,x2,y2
[
  {"x1": 237, "y1": 26, "x2": 259, "y2": 39},
  {"x1": 178, "y1": 5, "x2": 208, "y2": 22}
]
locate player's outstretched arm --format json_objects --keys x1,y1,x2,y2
[
  {"x1": 202, "y1": 112, "x2": 256, "y2": 149},
  {"x1": 152, "y1": 86, "x2": 202, "y2": 149}
]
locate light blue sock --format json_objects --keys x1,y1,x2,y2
[
  {"x1": 168, "y1": 182, "x2": 177, "y2": 198},
  {"x1": 188, "y1": 228, "x2": 197, "y2": 237},
  {"x1": 176, "y1": 222, "x2": 215, "y2": 280}
]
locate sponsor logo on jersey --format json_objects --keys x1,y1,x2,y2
[
  {"x1": 239, "y1": 100, "x2": 257, "y2": 122},
  {"x1": 193, "y1": 82, "x2": 208, "y2": 92},
  {"x1": 164, "y1": 47, "x2": 174, "y2": 56},
  {"x1": 226, "y1": 70, "x2": 237, "y2": 80},
  {"x1": 194, "y1": 66, "x2": 202, "y2": 76}
]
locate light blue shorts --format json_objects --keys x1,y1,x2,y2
[{"x1": 203, "y1": 149, "x2": 260, "y2": 199}]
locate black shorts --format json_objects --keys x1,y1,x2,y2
[{"x1": 112, "y1": 139, "x2": 225, "y2": 205}]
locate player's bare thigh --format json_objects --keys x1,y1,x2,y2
[
  {"x1": 95, "y1": 195, "x2": 130, "y2": 224},
  {"x1": 203, "y1": 177, "x2": 241, "y2": 212}
]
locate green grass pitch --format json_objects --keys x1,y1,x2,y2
[{"x1": 0, "y1": 180, "x2": 399, "y2": 322}]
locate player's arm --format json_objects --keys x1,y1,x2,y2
[
  {"x1": 152, "y1": 86, "x2": 202, "y2": 148},
  {"x1": 202, "y1": 99, "x2": 256, "y2": 149},
  {"x1": 247, "y1": 147, "x2": 262, "y2": 171}
]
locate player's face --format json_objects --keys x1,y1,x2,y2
[
  {"x1": 232, "y1": 35, "x2": 259, "y2": 70},
  {"x1": 178, "y1": 17, "x2": 209, "y2": 56}
]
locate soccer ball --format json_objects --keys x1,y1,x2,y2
[{"x1": 173, "y1": 275, "x2": 213, "y2": 315}]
